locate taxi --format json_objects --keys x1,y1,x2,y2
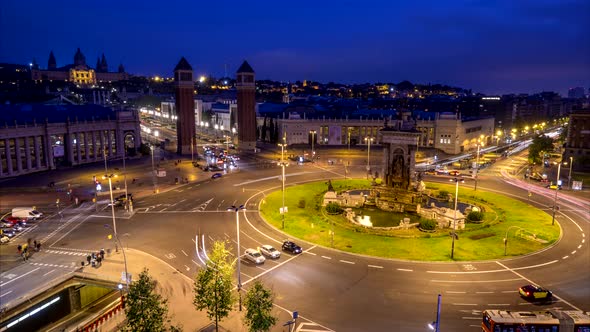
[{"x1": 519, "y1": 284, "x2": 552, "y2": 301}]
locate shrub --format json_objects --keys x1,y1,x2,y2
[
  {"x1": 325, "y1": 202, "x2": 343, "y2": 214},
  {"x1": 467, "y1": 211, "x2": 484, "y2": 222},
  {"x1": 437, "y1": 190, "x2": 449, "y2": 199},
  {"x1": 298, "y1": 199, "x2": 306, "y2": 209},
  {"x1": 419, "y1": 219, "x2": 437, "y2": 230}
]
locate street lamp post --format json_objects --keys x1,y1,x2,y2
[
  {"x1": 104, "y1": 224, "x2": 129, "y2": 288},
  {"x1": 122, "y1": 145, "x2": 129, "y2": 211},
  {"x1": 278, "y1": 136, "x2": 288, "y2": 229},
  {"x1": 568, "y1": 156, "x2": 573, "y2": 190},
  {"x1": 150, "y1": 145, "x2": 158, "y2": 193},
  {"x1": 103, "y1": 173, "x2": 119, "y2": 252},
  {"x1": 449, "y1": 177, "x2": 463, "y2": 259},
  {"x1": 364, "y1": 137, "x2": 374, "y2": 179},
  {"x1": 228, "y1": 205, "x2": 246, "y2": 311},
  {"x1": 309, "y1": 130, "x2": 316, "y2": 161},
  {"x1": 474, "y1": 142, "x2": 483, "y2": 191},
  {"x1": 551, "y1": 162, "x2": 561, "y2": 226}
]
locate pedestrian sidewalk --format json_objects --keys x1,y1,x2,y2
[{"x1": 94, "y1": 248, "x2": 248, "y2": 332}]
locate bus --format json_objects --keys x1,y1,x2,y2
[{"x1": 482, "y1": 309, "x2": 590, "y2": 332}]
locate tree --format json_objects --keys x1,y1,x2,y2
[
  {"x1": 194, "y1": 240, "x2": 236, "y2": 332},
  {"x1": 123, "y1": 268, "x2": 178, "y2": 332},
  {"x1": 528, "y1": 135, "x2": 554, "y2": 164},
  {"x1": 243, "y1": 280, "x2": 277, "y2": 332}
]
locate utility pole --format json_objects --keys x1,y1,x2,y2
[
  {"x1": 278, "y1": 134, "x2": 288, "y2": 229},
  {"x1": 551, "y1": 163, "x2": 561, "y2": 226}
]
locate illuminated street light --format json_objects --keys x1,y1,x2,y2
[
  {"x1": 449, "y1": 177, "x2": 464, "y2": 259},
  {"x1": 474, "y1": 140, "x2": 484, "y2": 191},
  {"x1": 551, "y1": 162, "x2": 561, "y2": 226},
  {"x1": 278, "y1": 135, "x2": 289, "y2": 229},
  {"x1": 309, "y1": 130, "x2": 316, "y2": 161},
  {"x1": 227, "y1": 205, "x2": 246, "y2": 311},
  {"x1": 104, "y1": 224, "x2": 129, "y2": 288},
  {"x1": 567, "y1": 157, "x2": 573, "y2": 190},
  {"x1": 364, "y1": 136, "x2": 374, "y2": 179},
  {"x1": 103, "y1": 173, "x2": 119, "y2": 252}
]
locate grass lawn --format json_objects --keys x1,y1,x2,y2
[{"x1": 259, "y1": 179, "x2": 560, "y2": 261}]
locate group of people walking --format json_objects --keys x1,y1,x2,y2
[
  {"x1": 86, "y1": 249, "x2": 106, "y2": 268},
  {"x1": 17, "y1": 239, "x2": 41, "y2": 261}
]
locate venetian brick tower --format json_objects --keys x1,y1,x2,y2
[
  {"x1": 236, "y1": 61, "x2": 257, "y2": 151},
  {"x1": 174, "y1": 57, "x2": 195, "y2": 155}
]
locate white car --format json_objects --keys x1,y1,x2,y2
[
  {"x1": 0, "y1": 235, "x2": 9, "y2": 244},
  {"x1": 260, "y1": 245, "x2": 281, "y2": 259},
  {"x1": 244, "y1": 248, "x2": 265, "y2": 264}
]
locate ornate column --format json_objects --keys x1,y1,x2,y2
[
  {"x1": 85, "y1": 132, "x2": 91, "y2": 162},
  {"x1": 107, "y1": 130, "x2": 113, "y2": 157},
  {"x1": 92, "y1": 131, "x2": 98, "y2": 160},
  {"x1": 76, "y1": 132, "x2": 82, "y2": 165},
  {"x1": 99, "y1": 130, "x2": 105, "y2": 159},
  {"x1": 24, "y1": 136, "x2": 32, "y2": 171},
  {"x1": 15, "y1": 137, "x2": 23, "y2": 173},
  {"x1": 34, "y1": 136, "x2": 42, "y2": 169},
  {"x1": 5, "y1": 139, "x2": 14, "y2": 176}
]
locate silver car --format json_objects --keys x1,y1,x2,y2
[
  {"x1": 260, "y1": 245, "x2": 281, "y2": 259},
  {"x1": 244, "y1": 248, "x2": 265, "y2": 264}
]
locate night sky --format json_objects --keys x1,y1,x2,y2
[{"x1": 1, "y1": 0, "x2": 588, "y2": 95}]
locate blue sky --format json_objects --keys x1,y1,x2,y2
[{"x1": 1, "y1": 0, "x2": 588, "y2": 95}]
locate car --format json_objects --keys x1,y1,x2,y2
[
  {"x1": 448, "y1": 170, "x2": 462, "y2": 177},
  {"x1": 546, "y1": 184, "x2": 562, "y2": 190},
  {"x1": 424, "y1": 170, "x2": 437, "y2": 175},
  {"x1": 0, "y1": 235, "x2": 9, "y2": 244},
  {"x1": 282, "y1": 240, "x2": 302, "y2": 254},
  {"x1": 116, "y1": 193, "x2": 133, "y2": 201},
  {"x1": 519, "y1": 284, "x2": 552, "y2": 301},
  {"x1": 260, "y1": 245, "x2": 281, "y2": 259},
  {"x1": 211, "y1": 173, "x2": 223, "y2": 179},
  {"x1": 244, "y1": 248, "x2": 265, "y2": 264},
  {"x1": 1, "y1": 228, "x2": 16, "y2": 238},
  {"x1": 2, "y1": 216, "x2": 25, "y2": 226}
]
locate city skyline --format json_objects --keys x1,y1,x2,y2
[{"x1": 1, "y1": 0, "x2": 589, "y2": 96}]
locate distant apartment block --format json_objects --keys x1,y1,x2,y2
[{"x1": 563, "y1": 110, "x2": 590, "y2": 172}]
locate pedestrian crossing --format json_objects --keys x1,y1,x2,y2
[
  {"x1": 46, "y1": 249, "x2": 89, "y2": 256},
  {"x1": 29, "y1": 262, "x2": 76, "y2": 269}
]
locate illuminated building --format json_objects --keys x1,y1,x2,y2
[{"x1": 31, "y1": 48, "x2": 128, "y2": 85}]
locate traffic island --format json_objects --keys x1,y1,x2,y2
[{"x1": 259, "y1": 179, "x2": 560, "y2": 261}]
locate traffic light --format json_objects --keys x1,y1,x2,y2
[{"x1": 107, "y1": 234, "x2": 113, "y2": 240}]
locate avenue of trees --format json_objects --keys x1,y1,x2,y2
[{"x1": 122, "y1": 241, "x2": 278, "y2": 332}]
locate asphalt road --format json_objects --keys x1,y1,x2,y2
[{"x1": 1, "y1": 147, "x2": 588, "y2": 331}]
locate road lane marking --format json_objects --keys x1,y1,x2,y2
[
  {"x1": 501, "y1": 290, "x2": 517, "y2": 293},
  {"x1": 397, "y1": 268, "x2": 413, "y2": 272},
  {"x1": 181, "y1": 250, "x2": 188, "y2": 256},
  {"x1": 571, "y1": 250, "x2": 576, "y2": 254},
  {"x1": 563, "y1": 255, "x2": 569, "y2": 259},
  {"x1": 339, "y1": 260, "x2": 354, "y2": 264},
  {"x1": 185, "y1": 265, "x2": 190, "y2": 271},
  {"x1": 495, "y1": 261, "x2": 583, "y2": 311},
  {"x1": 446, "y1": 291, "x2": 466, "y2": 294},
  {"x1": 321, "y1": 256, "x2": 331, "y2": 260},
  {"x1": 453, "y1": 303, "x2": 477, "y2": 306},
  {"x1": 305, "y1": 252, "x2": 317, "y2": 256},
  {"x1": 431, "y1": 278, "x2": 521, "y2": 283},
  {"x1": 462, "y1": 317, "x2": 481, "y2": 320},
  {"x1": 0, "y1": 267, "x2": 41, "y2": 287},
  {"x1": 0, "y1": 290, "x2": 13, "y2": 298},
  {"x1": 476, "y1": 291, "x2": 493, "y2": 294},
  {"x1": 579, "y1": 245, "x2": 583, "y2": 248},
  {"x1": 427, "y1": 260, "x2": 558, "y2": 274},
  {"x1": 488, "y1": 304, "x2": 509, "y2": 306}
]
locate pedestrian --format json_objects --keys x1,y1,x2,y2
[
  {"x1": 100, "y1": 248, "x2": 105, "y2": 260},
  {"x1": 87, "y1": 254, "x2": 91, "y2": 265},
  {"x1": 17, "y1": 244, "x2": 22, "y2": 253},
  {"x1": 33, "y1": 240, "x2": 37, "y2": 250},
  {"x1": 36, "y1": 242, "x2": 41, "y2": 252}
]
